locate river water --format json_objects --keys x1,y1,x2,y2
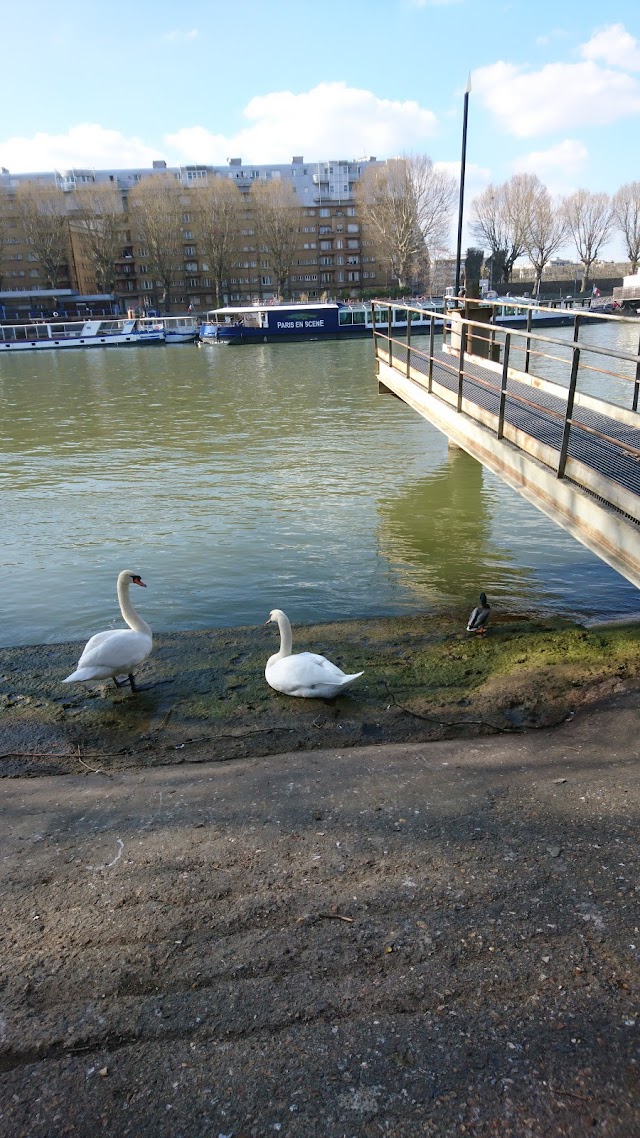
[{"x1": 1, "y1": 327, "x2": 639, "y2": 647}]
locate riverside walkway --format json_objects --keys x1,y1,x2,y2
[{"x1": 374, "y1": 299, "x2": 640, "y2": 589}]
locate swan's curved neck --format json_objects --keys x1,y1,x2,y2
[
  {"x1": 118, "y1": 578, "x2": 152, "y2": 637},
  {"x1": 274, "y1": 612, "x2": 293, "y2": 660}
]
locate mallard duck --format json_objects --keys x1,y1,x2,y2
[
  {"x1": 265, "y1": 609, "x2": 363, "y2": 698},
  {"x1": 63, "y1": 570, "x2": 152, "y2": 691},
  {"x1": 466, "y1": 592, "x2": 491, "y2": 635}
]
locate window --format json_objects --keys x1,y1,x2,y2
[
  {"x1": 346, "y1": 256, "x2": 359, "y2": 265},
  {"x1": 321, "y1": 272, "x2": 332, "y2": 283},
  {"x1": 262, "y1": 275, "x2": 272, "y2": 286},
  {"x1": 346, "y1": 206, "x2": 356, "y2": 216},
  {"x1": 319, "y1": 241, "x2": 332, "y2": 251},
  {"x1": 138, "y1": 264, "x2": 148, "y2": 273},
  {"x1": 319, "y1": 207, "x2": 330, "y2": 217},
  {"x1": 348, "y1": 239, "x2": 359, "y2": 249},
  {"x1": 141, "y1": 280, "x2": 153, "y2": 290},
  {"x1": 347, "y1": 224, "x2": 359, "y2": 233},
  {"x1": 184, "y1": 245, "x2": 196, "y2": 256},
  {"x1": 320, "y1": 256, "x2": 332, "y2": 266},
  {"x1": 202, "y1": 277, "x2": 210, "y2": 287},
  {"x1": 335, "y1": 239, "x2": 344, "y2": 250},
  {"x1": 183, "y1": 212, "x2": 192, "y2": 223},
  {"x1": 185, "y1": 261, "x2": 198, "y2": 272},
  {"x1": 188, "y1": 277, "x2": 199, "y2": 288},
  {"x1": 348, "y1": 271, "x2": 360, "y2": 282}
]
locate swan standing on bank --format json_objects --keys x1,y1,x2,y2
[
  {"x1": 265, "y1": 609, "x2": 363, "y2": 699},
  {"x1": 63, "y1": 570, "x2": 152, "y2": 692}
]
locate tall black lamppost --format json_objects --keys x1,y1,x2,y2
[{"x1": 454, "y1": 75, "x2": 472, "y2": 300}]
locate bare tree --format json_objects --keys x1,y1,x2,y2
[
  {"x1": 192, "y1": 177, "x2": 244, "y2": 306},
  {"x1": 71, "y1": 182, "x2": 125, "y2": 294},
  {"x1": 128, "y1": 174, "x2": 185, "y2": 312},
  {"x1": 470, "y1": 176, "x2": 530, "y2": 285},
  {"x1": 250, "y1": 178, "x2": 301, "y2": 298},
  {"x1": 521, "y1": 183, "x2": 568, "y2": 295},
  {"x1": 14, "y1": 181, "x2": 70, "y2": 288},
  {"x1": 0, "y1": 184, "x2": 10, "y2": 290},
  {"x1": 562, "y1": 190, "x2": 613, "y2": 291},
  {"x1": 612, "y1": 181, "x2": 640, "y2": 273},
  {"x1": 357, "y1": 155, "x2": 456, "y2": 290}
]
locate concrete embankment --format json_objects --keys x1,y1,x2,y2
[{"x1": 1, "y1": 689, "x2": 639, "y2": 1136}]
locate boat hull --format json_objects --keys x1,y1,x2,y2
[{"x1": 0, "y1": 331, "x2": 164, "y2": 352}]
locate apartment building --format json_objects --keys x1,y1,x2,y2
[{"x1": 0, "y1": 156, "x2": 400, "y2": 315}]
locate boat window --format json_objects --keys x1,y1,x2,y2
[
  {"x1": 393, "y1": 309, "x2": 405, "y2": 323},
  {"x1": 374, "y1": 308, "x2": 388, "y2": 324},
  {"x1": 339, "y1": 310, "x2": 353, "y2": 325},
  {"x1": 352, "y1": 310, "x2": 365, "y2": 325},
  {"x1": 410, "y1": 310, "x2": 421, "y2": 322}
]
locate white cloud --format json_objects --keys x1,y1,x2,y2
[
  {"x1": 512, "y1": 139, "x2": 588, "y2": 194},
  {"x1": 166, "y1": 82, "x2": 439, "y2": 164},
  {"x1": 0, "y1": 124, "x2": 159, "y2": 173},
  {"x1": 409, "y1": 0, "x2": 462, "y2": 7},
  {"x1": 0, "y1": 84, "x2": 441, "y2": 175},
  {"x1": 435, "y1": 159, "x2": 492, "y2": 199},
  {"x1": 581, "y1": 23, "x2": 640, "y2": 70},
  {"x1": 162, "y1": 28, "x2": 199, "y2": 41},
  {"x1": 472, "y1": 58, "x2": 640, "y2": 137}
]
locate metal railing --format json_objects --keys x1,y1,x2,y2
[{"x1": 372, "y1": 298, "x2": 640, "y2": 498}]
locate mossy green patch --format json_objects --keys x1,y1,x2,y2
[{"x1": 1, "y1": 614, "x2": 639, "y2": 776}]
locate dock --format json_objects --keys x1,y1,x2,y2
[{"x1": 374, "y1": 299, "x2": 640, "y2": 590}]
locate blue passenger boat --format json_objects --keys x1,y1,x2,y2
[{"x1": 199, "y1": 301, "x2": 441, "y2": 345}]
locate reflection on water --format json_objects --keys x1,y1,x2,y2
[
  {"x1": 1, "y1": 333, "x2": 638, "y2": 647},
  {"x1": 378, "y1": 448, "x2": 533, "y2": 605}
]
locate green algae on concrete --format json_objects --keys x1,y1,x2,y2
[{"x1": 1, "y1": 613, "x2": 639, "y2": 776}]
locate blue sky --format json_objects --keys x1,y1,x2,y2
[{"x1": 2, "y1": 0, "x2": 639, "y2": 257}]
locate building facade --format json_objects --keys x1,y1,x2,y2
[{"x1": 1, "y1": 156, "x2": 434, "y2": 317}]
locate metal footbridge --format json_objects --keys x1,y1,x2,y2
[{"x1": 373, "y1": 299, "x2": 640, "y2": 589}]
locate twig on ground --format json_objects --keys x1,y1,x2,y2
[
  {"x1": 548, "y1": 1083, "x2": 616, "y2": 1107},
  {"x1": 382, "y1": 680, "x2": 522, "y2": 733},
  {"x1": 318, "y1": 912, "x2": 354, "y2": 923}
]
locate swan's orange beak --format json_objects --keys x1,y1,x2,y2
[{"x1": 131, "y1": 575, "x2": 147, "y2": 587}]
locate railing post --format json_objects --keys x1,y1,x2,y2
[
  {"x1": 573, "y1": 312, "x2": 581, "y2": 343},
  {"x1": 497, "y1": 333, "x2": 511, "y2": 439},
  {"x1": 387, "y1": 304, "x2": 392, "y2": 367},
  {"x1": 371, "y1": 302, "x2": 377, "y2": 359},
  {"x1": 557, "y1": 343, "x2": 581, "y2": 479},
  {"x1": 524, "y1": 307, "x2": 533, "y2": 373},
  {"x1": 406, "y1": 305, "x2": 411, "y2": 378},
  {"x1": 428, "y1": 313, "x2": 435, "y2": 392},
  {"x1": 457, "y1": 317, "x2": 466, "y2": 412},
  {"x1": 633, "y1": 332, "x2": 640, "y2": 413}
]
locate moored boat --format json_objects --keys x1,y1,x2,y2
[
  {"x1": 137, "y1": 315, "x2": 200, "y2": 343},
  {"x1": 0, "y1": 317, "x2": 164, "y2": 352},
  {"x1": 199, "y1": 301, "x2": 442, "y2": 345},
  {"x1": 488, "y1": 297, "x2": 600, "y2": 328}
]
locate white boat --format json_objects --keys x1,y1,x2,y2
[
  {"x1": 137, "y1": 315, "x2": 200, "y2": 343},
  {"x1": 0, "y1": 317, "x2": 165, "y2": 352}
]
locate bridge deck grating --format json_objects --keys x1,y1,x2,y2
[{"x1": 389, "y1": 343, "x2": 640, "y2": 498}]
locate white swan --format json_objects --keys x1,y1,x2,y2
[
  {"x1": 265, "y1": 609, "x2": 363, "y2": 699},
  {"x1": 63, "y1": 570, "x2": 152, "y2": 692}
]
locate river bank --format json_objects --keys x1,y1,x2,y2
[
  {"x1": 1, "y1": 689, "x2": 639, "y2": 1137},
  {"x1": 1, "y1": 612, "x2": 639, "y2": 777}
]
